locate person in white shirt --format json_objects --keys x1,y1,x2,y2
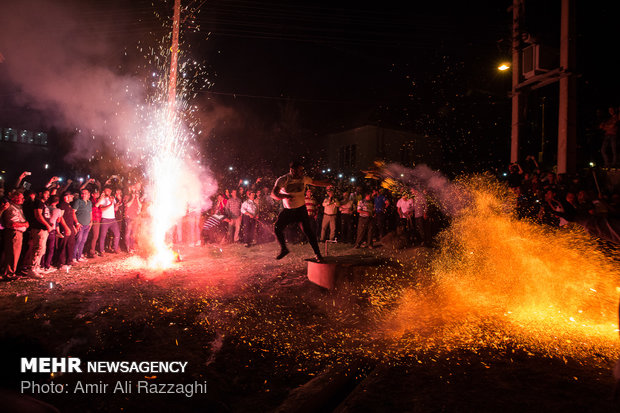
[
  {"x1": 96, "y1": 186, "x2": 120, "y2": 254},
  {"x1": 354, "y1": 192, "x2": 375, "y2": 248},
  {"x1": 320, "y1": 186, "x2": 340, "y2": 242},
  {"x1": 241, "y1": 191, "x2": 259, "y2": 247},
  {"x1": 271, "y1": 161, "x2": 330, "y2": 260}
]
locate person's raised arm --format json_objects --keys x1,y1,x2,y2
[
  {"x1": 45, "y1": 176, "x2": 59, "y2": 189},
  {"x1": 59, "y1": 179, "x2": 72, "y2": 194},
  {"x1": 81, "y1": 178, "x2": 95, "y2": 190},
  {"x1": 308, "y1": 177, "x2": 331, "y2": 188},
  {"x1": 15, "y1": 171, "x2": 31, "y2": 189}
]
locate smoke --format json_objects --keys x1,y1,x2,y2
[
  {"x1": 1, "y1": 0, "x2": 220, "y2": 257},
  {"x1": 383, "y1": 163, "x2": 471, "y2": 216},
  {"x1": 0, "y1": 0, "x2": 147, "y2": 158}
]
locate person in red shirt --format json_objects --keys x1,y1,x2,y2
[
  {"x1": 304, "y1": 189, "x2": 318, "y2": 237},
  {"x1": 87, "y1": 189, "x2": 103, "y2": 258}
]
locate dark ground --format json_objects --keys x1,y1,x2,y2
[{"x1": 0, "y1": 241, "x2": 618, "y2": 412}]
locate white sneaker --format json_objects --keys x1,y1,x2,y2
[
  {"x1": 77, "y1": 257, "x2": 88, "y2": 262},
  {"x1": 27, "y1": 269, "x2": 44, "y2": 279},
  {"x1": 61, "y1": 265, "x2": 71, "y2": 273}
]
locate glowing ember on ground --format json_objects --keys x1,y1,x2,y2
[
  {"x1": 191, "y1": 173, "x2": 619, "y2": 370},
  {"x1": 375, "y1": 175, "x2": 620, "y2": 361}
]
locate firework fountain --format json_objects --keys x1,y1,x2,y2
[{"x1": 129, "y1": 0, "x2": 215, "y2": 269}]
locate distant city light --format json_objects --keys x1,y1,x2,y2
[
  {"x1": 350, "y1": 177, "x2": 356, "y2": 182},
  {"x1": 228, "y1": 166, "x2": 234, "y2": 171},
  {"x1": 322, "y1": 170, "x2": 326, "y2": 174},
  {"x1": 338, "y1": 173, "x2": 343, "y2": 179},
  {"x1": 400, "y1": 174, "x2": 404, "y2": 177},
  {"x1": 327, "y1": 168, "x2": 331, "y2": 172},
  {"x1": 589, "y1": 162, "x2": 595, "y2": 167},
  {"x1": 58, "y1": 177, "x2": 63, "y2": 182},
  {"x1": 44, "y1": 164, "x2": 49, "y2": 169},
  {"x1": 498, "y1": 63, "x2": 510, "y2": 71},
  {"x1": 503, "y1": 172, "x2": 508, "y2": 177},
  {"x1": 79, "y1": 178, "x2": 84, "y2": 183},
  {"x1": 243, "y1": 180, "x2": 249, "y2": 186}
]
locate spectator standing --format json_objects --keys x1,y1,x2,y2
[
  {"x1": 72, "y1": 189, "x2": 92, "y2": 261},
  {"x1": 354, "y1": 192, "x2": 374, "y2": 249},
  {"x1": 225, "y1": 189, "x2": 242, "y2": 243},
  {"x1": 56, "y1": 192, "x2": 77, "y2": 271},
  {"x1": 1, "y1": 191, "x2": 29, "y2": 280},
  {"x1": 338, "y1": 191, "x2": 355, "y2": 243},
  {"x1": 123, "y1": 183, "x2": 142, "y2": 253},
  {"x1": 396, "y1": 192, "x2": 415, "y2": 243},
  {"x1": 320, "y1": 186, "x2": 339, "y2": 241},
  {"x1": 97, "y1": 186, "x2": 120, "y2": 254},
  {"x1": 373, "y1": 189, "x2": 388, "y2": 240},
  {"x1": 113, "y1": 188, "x2": 124, "y2": 249},
  {"x1": 507, "y1": 163, "x2": 524, "y2": 189},
  {"x1": 241, "y1": 190, "x2": 259, "y2": 247},
  {"x1": 87, "y1": 190, "x2": 102, "y2": 257},
  {"x1": 42, "y1": 195, "x2": 65, "y2": 271},
  {"x1": 304, "y1": 189, "x2": 318, "y2": 236},
  {"x1": 22, "y1": 189, "x2": 52, "y2": 277}
]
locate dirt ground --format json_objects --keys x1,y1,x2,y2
[{"x1": 0, "y1": 240, "x2": 618, "y2": 412}]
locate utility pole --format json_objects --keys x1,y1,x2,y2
[
  {"x1": 557, "y1": 0, "x2": 577, "y2": 174},
  {"x1": 510, "y1": 0, "x2": 524, "y2": 164},
  {"x1": 168, "y1": 0, "x2": 181, "y2": 115}
]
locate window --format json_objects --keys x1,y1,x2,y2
[
  {"x1": 1, "y1": 128, "x2": 47, "y2": 145},
  {"x1": 338, "y1": 144, "x2": 357, "y2": 169}
]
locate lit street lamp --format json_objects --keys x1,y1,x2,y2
[{"x1": 498, "y1": 63, "x2": 511, "y2": 71}]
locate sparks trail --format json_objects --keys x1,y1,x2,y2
[
  {"x1": 203, "y1": 167, "x2": 620, "y2": 369},
  {"x1": 375, "y1": 168, "x2": 620, "y2": 361},
  {"x1": 126, "y1": 10, "x2": 216, "y2": 269}
]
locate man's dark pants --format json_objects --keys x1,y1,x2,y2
[{"x1": 274, "y1": 206, "x2": 321, "y2": 256}]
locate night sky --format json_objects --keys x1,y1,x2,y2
[{"x1": 1, "y1": 0, "x2": 618, "y2": 175}]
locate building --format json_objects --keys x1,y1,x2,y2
[
  {"x1": 325, "y1": 125, "x2": 440, "y2": 173},
  {"x1": 0, "y1": 126, "x2": 53, "y2": 192}
]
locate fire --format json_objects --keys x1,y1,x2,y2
[{"x1": 381, "y1": 175, "x2": 620, "y2": 359}]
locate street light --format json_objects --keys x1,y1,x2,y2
[{"x1": 498, "y1": 63, "x2": 511, "y2": 71}]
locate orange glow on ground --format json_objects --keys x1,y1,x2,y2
[{"x1": 380, "y1": 176, "x2": 620, "y2": 361}]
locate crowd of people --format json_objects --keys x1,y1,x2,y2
[
  {"x1": 0, "y1": 172, "x2": 146, "y2": 280},
  {"x1": 204, "y1": 162, "x2": 446, "y2": 262},
  {"x1": 1, "y1": 156, "x2": 618, "y2": 280},
  {"x1": 506, "y1": 156, "x2": 620, "y2": 242}
]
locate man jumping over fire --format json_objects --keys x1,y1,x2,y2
[{"x1": 271, "y1": 161, "x2": 330, "y2": 261}]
